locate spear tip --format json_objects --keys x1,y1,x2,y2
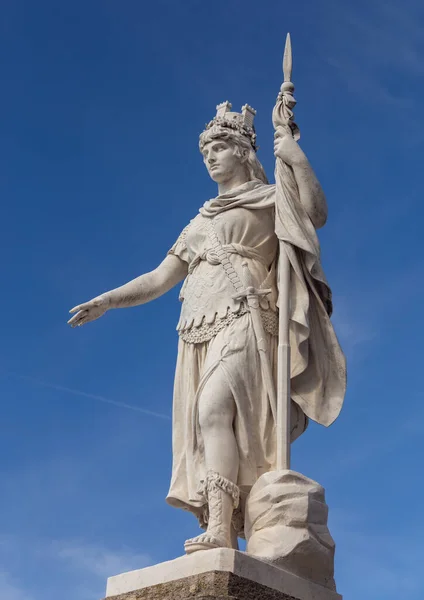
[{"x1": 283, "y1": 32, "x2": 293, "y2": 82}]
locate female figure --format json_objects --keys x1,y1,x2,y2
[{"x1": 68, "y1": 103, "x2": 345, "y2": 554}]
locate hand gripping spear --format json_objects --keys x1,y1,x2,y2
[{"x1": 273, "y1": 33, "x2": 299, "y2": 470}]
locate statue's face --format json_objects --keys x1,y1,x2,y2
[{"x1": 202, "y1": 139, "x2": 245, "y2": 183}]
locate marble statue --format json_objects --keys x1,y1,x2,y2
[{"x1": 68, "y1": 35, "x2": 346, "y2": 589}]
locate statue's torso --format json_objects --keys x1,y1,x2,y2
[{"x1": 172, "y1": 206, "x2": 278, "y2": 340}]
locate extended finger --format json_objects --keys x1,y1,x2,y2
[
  {"x1": 67, "y1": 310, "x2": 87, "y2": 326},
  {"x1": 73, "y1": 313, "x2": 97, "y2": 328},
  {"x1": 69, "y1": 301, "x2": 93, "y2": 314},
  {"x1": 70, "y1": 318, "x2": 86, "y2": 328},
  {"x1": 69, "y1": 304, "x2": 83, "y2": 314}
]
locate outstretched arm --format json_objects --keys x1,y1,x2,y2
[
  {"x1": 68, "y1": 254, "x2": 188, "y2": 327},
  {"x1": 105, "y1": 254, "x2": 188, "y2": 308},
  {"x1": 274, "y1": 129, "x2": 328, "y2": 229}
]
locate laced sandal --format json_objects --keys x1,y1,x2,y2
[{"x1": 185, "y1": 470, "x2": 239, "y2": 555}]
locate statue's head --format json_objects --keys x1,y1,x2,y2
[{"x1": 199, "y1": 102, "x2": 268, "y2": 185}]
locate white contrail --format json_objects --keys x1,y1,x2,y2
[{"x1": 1, "y1": 371, "x2": 171, "y2": 421}]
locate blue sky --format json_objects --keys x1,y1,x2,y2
[{"x1": 1, "y1": 1, "x2": 423, "y2": 598}]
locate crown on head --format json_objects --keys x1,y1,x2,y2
[{"x1": 203, "y1": 101, "x2": 258, "y2": 151}]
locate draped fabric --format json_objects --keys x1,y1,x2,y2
[
  {"x1": 166, "y1": 315, "x2": 307, "y2": 525},
  {"x1": 166, "y1": 178, "x2": 346, "y2": 524},
  {"x1": 197, "y1": 178, "x2": 346, "y2": 426}
]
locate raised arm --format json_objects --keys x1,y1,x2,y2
[
  {"x1": 68, "y1": 254, "x2": 188, "y2": 327},
  {"x1": 274, "y1": 128, "x2": 328, "y2": 229}
]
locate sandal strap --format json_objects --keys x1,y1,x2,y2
[{"x1": 205, "y1": 470, "x2": 240, "y2": 508}]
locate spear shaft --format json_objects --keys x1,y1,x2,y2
[{"x1": 274, "y1": 33, "x2": 298, "y2": 470}]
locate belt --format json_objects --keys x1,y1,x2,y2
[{"x1": 188, "y1": 244, "x2": 268, "y2": 275}]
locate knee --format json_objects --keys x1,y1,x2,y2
[{"x1": 198, "y1": 398, "x2": 234, "y2": 435}]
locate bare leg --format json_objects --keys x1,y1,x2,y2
[
  {"x1": 198, "y1": 374, "x2": 239, "y2": 482},
  {"x1": 185, "y1": 372, "x2": 240, "y2": 553}
]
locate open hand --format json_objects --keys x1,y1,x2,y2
[
  {"x1": 68, "y1": 295, "x2": 110, "y2": 328},
  {"x1": 274, "y1": 127, "x2": 305, "y2": 167}
]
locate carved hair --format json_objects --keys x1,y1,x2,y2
[{"x1": 199, "y1": 127, "x2": 269, "y2": 184}]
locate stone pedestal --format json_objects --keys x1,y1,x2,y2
[{"x1": 104, "y1": 548, "x2": 341, "y2": 600}]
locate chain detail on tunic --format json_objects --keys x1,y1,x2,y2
[{"x1": 179, "y1": 306, "x2": 278, "y2": 344}]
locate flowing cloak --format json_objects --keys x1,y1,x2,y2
[{"x1": 200, "y1": 179, "x2": 346, "y2": 427}]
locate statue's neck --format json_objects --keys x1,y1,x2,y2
[{"x1": 218, "y1": 173, "x2": 250, "y2": 196}]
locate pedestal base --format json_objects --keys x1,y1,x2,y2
[{"x1": 104, "y1": 549, "x2": 341, "y2": 600}]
